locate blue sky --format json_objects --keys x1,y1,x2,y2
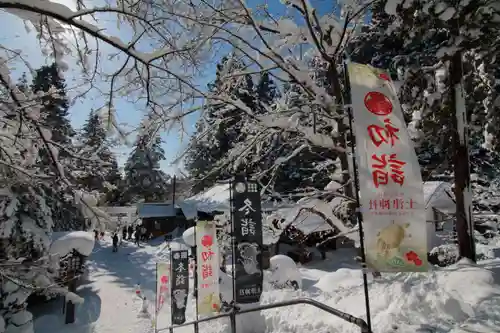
[{"x1": 0, "y1": 0, "x2": 365, "y2": 175}]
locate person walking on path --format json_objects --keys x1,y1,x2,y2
[
  {"x1": 135, "y1": 229, "x2": 140, "y2": 246},
  {"x1": 122, "y1": 226, "x2": 127, "y2": 241},
  {"x1": 112, "y1": 233, "x2": 119, "y2": 252}
]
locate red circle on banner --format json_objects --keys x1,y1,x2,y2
[
  {"x1": 160, "y1": 275, "x2": 168, "y2": 284},
  {"x1": 201, "y1": 235, "x2": 213, "y2": 247},
  {"x1": 379, "y1": 73, "x2": 391, "y2": 81},
  {"x1": 364, "y1": 91, "x2": 393, "y2": 116}
]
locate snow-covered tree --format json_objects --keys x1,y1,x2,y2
[
  {"x1": 2, "y1": 0, "x2": 498, "y2": 328},
  {"x1": 0, "y1": 185, "x2": 57, "y2": 333},
  {"x1": 349, "y1": 0, "x2": 500, "y2": 260},
  {"x1": 185, "y1": 54, "x2": 257, "y2": 193},
  {"x1": 32, "y1": 63, "x2": 75, "y2": 147},
  {"x1": 77, "y1": 110, "x2": 121, "y2": 193},
  {"x1": 0, "y1": 66, "x2": 100, "y2": 333},
  {"x1": 124, "y1": 131, "x2": 169, "y2": 202}
]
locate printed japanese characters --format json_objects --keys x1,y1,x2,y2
[
  {"x1": 196, "y1": 221, "x2": 221, "y2": 315},
  {"x1": 156, "y1": 262, "x2": 170, "y2": 313},
  {"x1": 347, "y1": 62, "x2": 428, "y2": 272},
  {"x1": 232, "y1": 176, "x2": 264, "y2": 303},
  {"x1": 170, "y1": 250, "x2": 189, "y2": 325}
]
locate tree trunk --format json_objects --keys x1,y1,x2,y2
[
  {"x1": 449, "y1": 51, "x2": 476, "y2": 262},
  {"x1": 327, "y1": 61, "x2": 354, "y2": 200}
]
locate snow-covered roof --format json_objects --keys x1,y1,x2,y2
[
  {"x1": 182, "y1": 183, "x2": 230, "y2": 216},
  {"x1": 136, "y1": 203, "x2": 176, "y2": 218},
  {"x1": 182, "y1": 183, "x2": 294, "y2": 219},
  {"x1": 97, "y1": 206, "x2": 138, "y2": 229},
  {"x1": 49, "y1": 231, "x2": 95, "y2": 257},
  {"x1": 424, "y1": 181, "x2": 455, "y2": 214},
  {"x1": 271, "y1": 197, "x2": 360, "y2": 246},
  {"x1": 169, "y1": 237, "x2": 190, "y2": 251}
]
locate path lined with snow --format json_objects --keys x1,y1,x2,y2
[
  {"x1": 34, "y1": 238, "x2": 156, "y2": 333},
  {"x1": 33, "y1": 236, "x2": 500, "y2": 333}
]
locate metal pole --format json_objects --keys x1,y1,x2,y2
[
  {"x1": 172, "y1": 175, "x2": 178, "y2": 235},
  {"x1": 172, "y1": 175, "x2": 177, "y2": 206},
  {"x1": 343, "y1": 61, "x2": 372, "y2": 332},
  {"x1": 229, "y1": 179, "x2": 237, "y2": 333},
  {"x1": 155, "y1": 262, "x2": 158, "y2": 333},
  {"x1": 193, "y1": 222, "x2": 199, "y2": 333},
  {"x1": 169, "y1": 254, "x2": 174, "y2": 333},
  {"x1": 156, "y1": 297, "x2": 370, "y2": 333}
]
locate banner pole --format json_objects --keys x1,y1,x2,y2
[
  {"x1": 193, "y1": 221, "x2": 199, "y2": 333},
  {"x1": 169, "y1": 251, "x2": 174, "y2": 333},
  {"x1": 155, "y1": 262, "x2": 158, "y2": 333},
  {"x1": 343, "y1": 60, "x2": 372, "y2": 332},
  {"x1": 229, "y1": 178, "x2": 237, "y2": 333}
]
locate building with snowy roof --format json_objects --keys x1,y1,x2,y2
[
  {"x1": 264, "y1": 181, "x2": 459, "y2": 256},
  {"x1": 132, "y1": 182, "x2": 295, "y2": 238},
  {"x1": 135, "y1": 201, "x2": 218, "y2": 237}
]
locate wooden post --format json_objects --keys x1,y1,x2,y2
[
  {"x1": 65, "y1": 273, "x2": 76, "y2": 324},
  {"x1": 449, "y1": 51, "x2": 476, "y2": 262}
]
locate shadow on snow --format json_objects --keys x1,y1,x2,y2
[{"x1": 32, "y1": 286, "x2": 102, "y2": 333}]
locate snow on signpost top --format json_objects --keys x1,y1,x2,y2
[{"x1": 49, "y1": 231, "x2": 95, "y2": 257}]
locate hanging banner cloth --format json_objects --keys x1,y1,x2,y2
[
  {"x1": 347, "y1": 62, "x2": 428, "y2": 272},
  {"x1": 196, "y1": 221, "x2": 221, "y2": 314}
]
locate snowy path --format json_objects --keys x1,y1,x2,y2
[
  {"x1": 34, "y1": 238, "x2": 158, "y2": 333},
  {"x1": 32, "y1": 237, "x2": 500, "y2": 333}
]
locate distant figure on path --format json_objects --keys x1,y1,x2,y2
[
  {"x1": 140, "y1": 226, "x2": 147, "y2": 241},
  {"x1": 128, "y1": 225, "x2": 134, "y2": 240},
  {"x1": 122, "y1": 227, "x2": 127, "y2": 241},
  {"x1": 112, "y1": 233, "x2": 119, "y2": 252},
  {"x1": 94, "y1": 229, "x2": 99, "y2": 241},
  {"x1": 135, "y1": 229, "x2": 140, "y2": 246}
]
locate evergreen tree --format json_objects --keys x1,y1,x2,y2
[
  {"x1": 77, "y1": 110, "x2": 121, "y2": 193},
  {"x1": 185, "y1": 55, "x2": 257, "y2": 193},
  {"x1": 0, "y1": 184, "x2": 59, "y2": 332},
  {"x1": 259, "y1": 56, "x2": 339, "y2": 195},
  {"x1": 186, "y1": 54, "x2": 340, "y2": 196},
  {"x1": 31, "y1": 63, "x2": 74, "y2": 146},
  {"x1": 349, "y1": 0, "x2": 500, "y2": 177},
  {"x1": 29, "y1": 63, "x2": 81, "y2": 230},
  {"x1": 124, "y1": 132, "x2": 170, "y2": 202},
  {"x1": 255, "y1": 72, "x2": 278, "y2": 108}
]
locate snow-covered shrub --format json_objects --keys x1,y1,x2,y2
[
  {"x1": 268, "y1": 255, "x2": 302, "y2": 290},
  {"x1": 428, "y1": 244, "x2": 460, "y2": 267}
]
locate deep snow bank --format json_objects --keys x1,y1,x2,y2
[{"x1": 261, "y1": 258, "x2": 500, "y2": 333}]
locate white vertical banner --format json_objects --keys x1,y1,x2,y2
[
  {"x1": 347, "y1": 62, "x2": 428, "y2": 272},
  {"x1": 156, "y1": 262, "x2": 171, "y2": 313},
  {"x1": 196, "y1": 221, "x2": 221, "y2": 314}
]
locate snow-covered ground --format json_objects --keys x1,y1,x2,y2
[{"x1": 32, "y1": 235, "x2": 500, "y2": 333}]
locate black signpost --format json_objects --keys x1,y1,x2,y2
[
  {"x1": 170, "y1": 250, "x2": 190, "y2": 325},
  {"x1": 232, "y1": 175, "x2": 263, "y2": 304}
]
